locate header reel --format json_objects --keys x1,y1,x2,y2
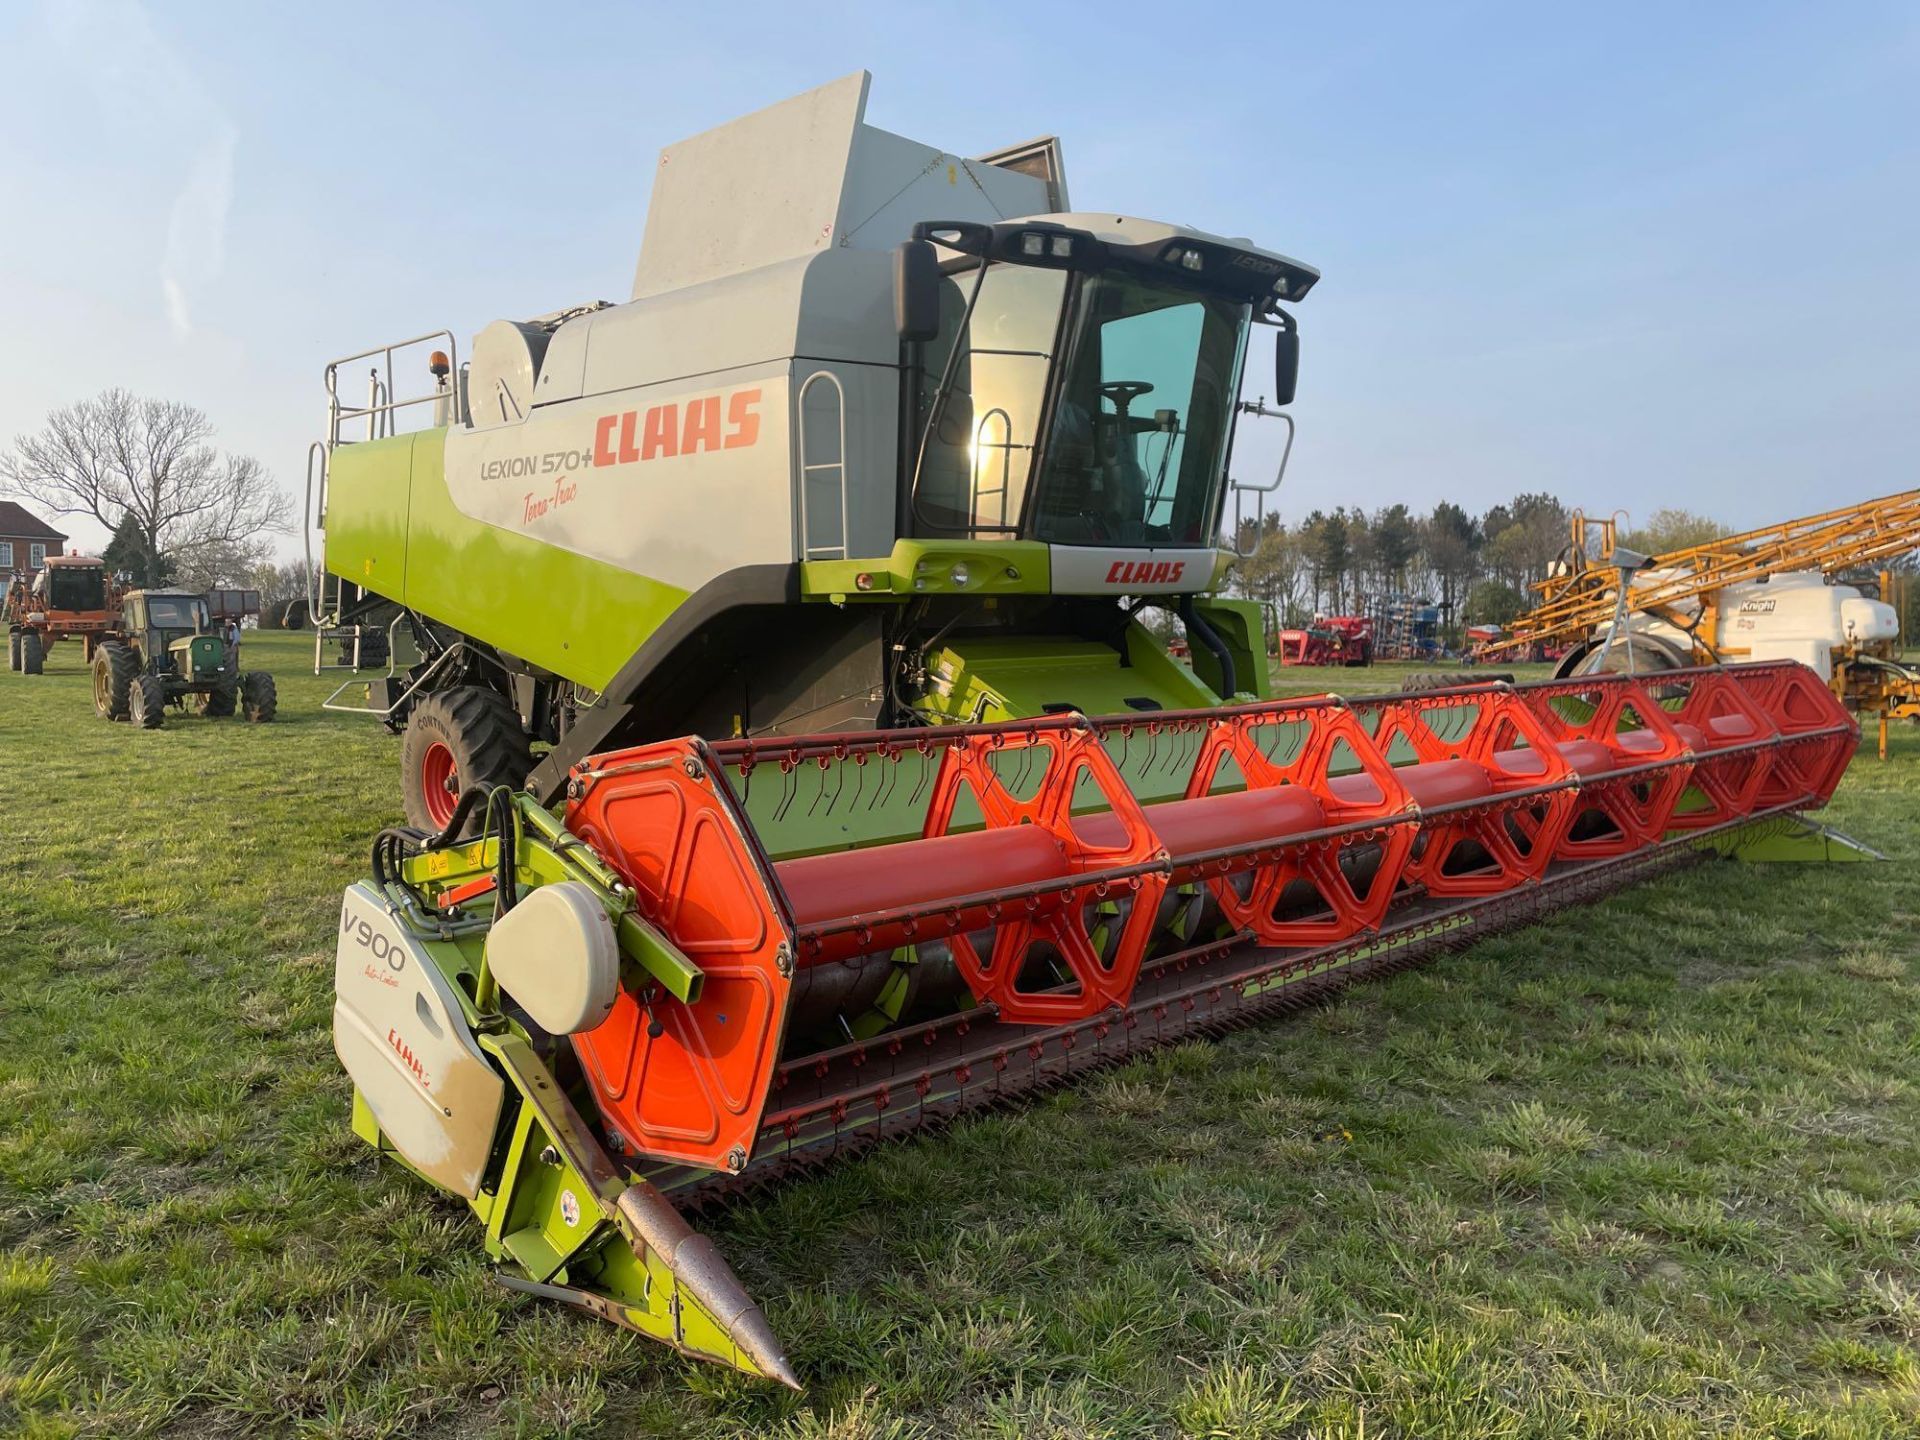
[{"x1": 335, "y1": 661, "x2": 1858, "y2": 1384}]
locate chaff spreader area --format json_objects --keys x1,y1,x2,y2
[{"x1": 335, "y1": 661, "x2": 1858, "y2": 1384}]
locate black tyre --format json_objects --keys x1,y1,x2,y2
[
  {"x1": 7, "y1": 631, "x2": 19, "y2": 672},
  {"x1": 93, "y1": 642, "x2": 138, "y2": 720},
  {"x1": 20, "y1": 632, "x2": 43, "y2": 675},
  {"x1": 200, "y1": 678, "x2": 237, "y2": 717},
  {"x1": 131, "y1": 674, "x2": 167, "y2": 729},
  {"x1": 344, "y1": 629, "x2": 390, "y2": 670},
  {"x1": 240, "y1": 671, "x2": 278, "y2": 723},
  {"x1": 1552, "y1": 634, "x2": 1689, "y2": 679},
  {"x1": 401, "y1": 686, "x2": 533, "y2": 834}
]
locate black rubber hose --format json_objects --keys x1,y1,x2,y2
[
  {"x1": 370, "y1": 825, "x2": 430, "y2": 887},
  {"x1": 426, "y1": 787, "x2": 491, "y2": 849},
  {"x1": 1179, "y1": 597, "x2": 1238, "y2": 699}
]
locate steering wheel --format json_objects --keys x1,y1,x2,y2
[{"x1": 1098, "y1": 380, "x2": 1155, "y2": 412}]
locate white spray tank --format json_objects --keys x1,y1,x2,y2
[{"x1": 1718, "y1": 571, "x2": 1899, "y2": 678}]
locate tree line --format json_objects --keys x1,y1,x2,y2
[
  {"x1": 15, "y1": 389, "x2": 1868, "y2": 647},
  {"x1": 1227, "y1": 495, "x2": 1734, "y2": 638}
]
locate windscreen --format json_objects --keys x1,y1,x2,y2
[
  {"x1": 146, "y1": 597, "x2": 206, "y2": 630},
  {"x1": 1030, "y1": 275, "x2": 1249, "y2": 546},
  {"x1": 47, "y1": 567, "x2": 105, "y2": 611}
]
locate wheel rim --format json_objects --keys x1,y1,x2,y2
[
  {"x1": 421, "y1": 741, "x2": 459, "y2": 828},
  {"x1": 94, "y1": 663, "x2": 109, "y2": 713}
]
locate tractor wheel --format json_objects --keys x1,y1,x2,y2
[
  {"x1": 200, "y1": 678, "x2": 237, "y2": 717},
  {"x1": 240, "y1": 672, "x2": 278, "y2": 723},
  {"x1": 6, "y1": 630, "x2": 19, "y2": 672},
  {"x1": 345, "y1": 629, "x2": 390, "y2": 670},
  {"x1": 93, "y1": 642, "x2": 138, "y2": 721},
  {"x1": 131, "y1": 675, "x2": 167, "y2": 729},
  {"x1": 401, "y1": 687, "x2": 532, "y2": 834},
  {"x1": 20, "y1": 632, "x2": 43, "y2": 675}
]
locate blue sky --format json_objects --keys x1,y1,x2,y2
[{"x1": 0, "y1": 0, "x2": 1914, "y2": 556}]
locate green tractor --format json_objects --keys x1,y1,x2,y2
[{"x1": 91, "y1": 590, "x2": 278, "y2": 729}]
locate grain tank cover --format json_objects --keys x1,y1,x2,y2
[
  {"x1": 630, "y1": 71, "x2": 1058, "y2": 301},
  {"x1": 468, "y1": 320, "x2": 550, "y2": 431}
]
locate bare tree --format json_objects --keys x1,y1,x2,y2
[
  {"x1": 172, "y1": 535, "x2": 274, "y2": 592},
  {"x1": 0, "y1": 389, "x2": 287, "y2": 586}
]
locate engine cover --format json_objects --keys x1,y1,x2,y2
[{"x1": 332, "y1": 883, "x2": 504, "y2": 1198}]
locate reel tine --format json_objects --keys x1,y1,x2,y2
[
  {"x1": 828, "y1": 754, "x2": 847, "y2": 816},
  {"x1": 910, "y1": 747, "x2": 933, "y2": 808}
]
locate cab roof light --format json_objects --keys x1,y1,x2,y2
[{"x1": 912, "y1": 220, "x2": 1103, "y2": 271}]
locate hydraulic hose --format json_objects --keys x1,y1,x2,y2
[{"x1": 1178, "y1": 597, "x2": 1237, "y2": 699}]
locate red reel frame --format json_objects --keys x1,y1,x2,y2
[
  {"x1": 1370, "y1": 685, "x2": 1579, "y2": 896},
  {"x1": 554, "y1": 664, "x2": 1857, "y2": 1174},
  {"x1": 1180, "y1": 702, "x2": 1417, "y2": 945},
  {"x1": 565, "y1": 742, "x2": 798, "y2": 1175},
  {"x1": 917, "y1": 722, "x2": 1171, "y2": 1023},
  {"x1": 1519, "y1": 675, "x2": 1697, "y2": 857}
]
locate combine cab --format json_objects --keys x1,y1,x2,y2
[
  {"x1": 310, "y1": 75, "x2": 1871, "y2": 1385},
  {"x1": 5, "y1": 555, "x2": 119, "y2": 674}
]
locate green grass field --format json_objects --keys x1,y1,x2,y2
[{"x1": 3, "y1": 632, "x2": 1917, "y2": 1439}]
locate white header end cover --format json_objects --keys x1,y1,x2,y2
[{"x1": 332, "y1": 884, "x2": 505, "y2": 1199}]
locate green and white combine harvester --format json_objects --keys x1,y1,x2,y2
[{"x1": 316, "y1": 76, "x2": 1869, "y2": 1385}]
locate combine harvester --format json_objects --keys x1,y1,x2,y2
[{"x1": 313, "y1": 77, "x2": 1867, "y2": 1385}]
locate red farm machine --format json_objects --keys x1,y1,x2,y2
[
  {"x1": 5, "y1": 555, "x2": 120, "y2": 674},
  {"x1": 310, "y1": 76, "x2": 1871, "y2": 1386},
  {"x1": 1277, "y1": 614, "x2": 1374, "y2": 666}
]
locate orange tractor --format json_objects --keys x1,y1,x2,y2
[{"x1": 5, "y1": 556, "x2": 121, "y2": 675}]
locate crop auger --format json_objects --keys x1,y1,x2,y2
[{"x1": 336, "y1": 660, "x2": 1861, "y2": 1384}]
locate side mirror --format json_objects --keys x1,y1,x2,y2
[
  {"x1": 1272, "y1": 313, "x2": 1300, "y2": 407},
  {"x1": 894, "y1": 239, "x2": 941, "y2": 343}
]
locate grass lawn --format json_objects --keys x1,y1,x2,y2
[{"x1": 3, "y1": 631, "x2": 1917, "y2": 1438}]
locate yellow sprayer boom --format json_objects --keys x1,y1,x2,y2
[{"x1": 1497, "y1": 488, "x2": 1920, "y2": 656}]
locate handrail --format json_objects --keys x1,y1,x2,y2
[
  {"x1": 322, "y1": 329, "x2": 460, "y2": 447},
  {"x1": 1229, "y1": 405, "x2": 1294, "y2": 558},
  {"x1": 303, "y1": 441, "x2": 329, "y2": 624},
  {"x1": 309, "y1": 327, "x2": 458, "y2": 630},
  {"x1": 797, "y1": 370, "x2": 850, "y2": 560}
]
